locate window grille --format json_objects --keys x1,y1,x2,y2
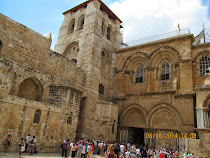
[
  {"x1": 200, "y1": 56, "x2": 210, "y2": 76},
  {"x1": 136, "y1": 66, "x2": 143, "y2": 83},
  {"x1": 161, "y1": 62, "x2": 170, "y2": 80}
]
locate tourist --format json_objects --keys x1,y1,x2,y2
[
  {"x1": 87, "y1": 143, "x2": 92, "y2": 158},
  {"x1": 4, "y1": 134, "x2": 12, "y2": 151},
  {"x1": 120, "y1": 143, "x2": 125, "y2": 155},
  {"x1": 77, "y1": 141, "x2": 83, "y2": 158},
  {"x1": 18, "y1": 138, "x2": 25, "y2": 158},
  {"x1": 148, "y1": 147, "x2": 153, "y2": 158},
  {"x1": 62, "y1": 139, "x2": 69, "y2": 157},
  {"x1": 125, "y1": 149, "x2": 131, "y2": 158},
  {"x1": 136, "y1": 147, "x2": 140, "y2": 158},
  {"x1": 93, "y1": 140, "x2": 98, "y2": 155},
  {"x1": 29, "y1": 136, "x2": 36, "y2": 155},
  {"x1": 91, "y1": 142, "x2": 94, "y2": 158},
  {"x1": 142, "y1": 146, "x2": 147, "y2": 158},
  {"x1": 106, "y1": 147, "x2": 116, "y2": 158},
  {"x1": 71, "y1": 143, "x2": 77, "y2": 158},
  {"x1": 114, "y1": 144, "x2": 120, "y2": 158},
  {"x1": 24, "y1": 133, "x2": 30, "y2": 153},
  {"x1": 153, "y1": 149, "x2": 160, "y2": 158},
  {"x1": 81, "y1": 142, "x2": 86, "y2": 158}
]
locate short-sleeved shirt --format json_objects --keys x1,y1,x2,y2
[
  {"x1": 63, "y1": 141, "x2": 69, "y2": 150},
  {"x1": 25, "y1": 136, "x2": 30, "y2": 144}
]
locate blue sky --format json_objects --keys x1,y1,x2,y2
[{"x1": 1, "y1": 0, "x2": 210, "y2": 49}]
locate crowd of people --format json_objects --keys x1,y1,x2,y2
[
  {"x1": 60, "y1": 139, "x2": 195, "y2": 158},
  {"x1": 18, "y1": 133, "x2": 37, "y2": 157},
  {"x1": 3, "y1": 134, "x2": 196, "y2": 158}
]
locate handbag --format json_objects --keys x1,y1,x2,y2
[{"x1": 21, "y1": 145, "x2": 25, "y2": 152}]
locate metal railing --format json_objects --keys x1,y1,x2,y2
[{"x1": 121, "y1": 28, "x2": 190, "y2": 48}]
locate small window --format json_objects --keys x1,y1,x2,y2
[
  {"x1": 161, "y1": 62, "x2": 170, "y2": 80},
  {"x1": 200, "y1": 56, "x2": 210, "y2": 76},
  {"x1": 101, "y1": 19, "x2": 105, "y2": 35},
  {"x1": 33, "y1": 109, "x2": 41, "y2": 124},
  {"x1": 107, "y1": 27, "x2": 111, "y2": 40},
  {"x1": 136, "y1": 66, "x2": 143, "y2": 83},
  {"x1": 79, "y1": 17, "x2": 85, "y2": 30},
  {"x1": 67, "y1": 116, "x2": 72, "y2": 124},
  {"x1": 71, "y1": 59, "x2": 77, "y2": 65},
  {"x1": 0, "y1": 40, "x2": 2, "y2": 52},
  {"x1": 112, "y1": 124, "x2": 115, "y2": 134},
  {"x1": 101, "y1": 51, "x2": 105, "y2": 57},
  {"x1": 99, "y1": 84, "x2": 104, "y2": 94}
]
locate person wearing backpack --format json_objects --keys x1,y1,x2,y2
[{"x1": 29, "y1": 136, "x2": 36, "y2": 155}]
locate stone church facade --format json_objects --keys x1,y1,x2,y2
[{"x1": 0, "y1": 0, "x2": 209, "y2": 156}]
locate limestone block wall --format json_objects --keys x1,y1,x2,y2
[
  {"x1": 94, "y1": 101, "x2": 118, "y2": 141},
  {"x1": 0, "y1": 13, "x2": 85, "y2": 85},
  {"x1": 192, "y1": 44, "x2": 210, "y2": 87},
  {"x1": 117, "y1": 92, "x2": 194, "y2": 131},
  {"x1": 114, "y1": 35, "x2": 196, "y2": 96},
  {"x1": 0, "y1": 94, "x2": 82, "y2": 152},
  {"x1": 188, "y1": 129, "x2": 210, "y2": 158}
]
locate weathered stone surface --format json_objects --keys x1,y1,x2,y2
[{"x1": 0, "y1": 0, "x2": 209, "y2": 155}]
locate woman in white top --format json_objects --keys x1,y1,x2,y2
[{"x1": 81, "y1": 143, "x2": 86, "y2": 158}]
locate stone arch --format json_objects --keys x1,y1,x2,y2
[
  {"x1": 150, "y1": 46, "x2": 180, "y2": 67},
  {"x1": 192, "y1": 50, "x2": 210, "y2": 63},
  {"x1": 63, "y1": 42, "x2": 79, "y2": 63},
  {"x1": 17, "y1": 77, "x2": 43, "y2": 101},
  {"x1": 148, "y1": 103, "x2": 183, "y2": 130},
  {"x1": 78, "y1": 14, "x2": 85, "y2": 30},
  {"x1": 150, "y1": 46, "x2": 181, "y2": 60},
  {"x1": 203, "y1": 95, "x2": 210, "y2": 108},
  {"x1": 122, "y1": 52, "x2": 150, "y2": 71},
  {"x1": 119, "y1": 104, "x2": 147, "y2": 128}
]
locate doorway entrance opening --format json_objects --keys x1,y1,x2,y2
[{"x1": 129, "y1": 127, "x2": 144, "y2": 146}]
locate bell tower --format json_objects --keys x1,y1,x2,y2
[{"x1": 54, "y1": 0, "x2": 122, "y2": 140}]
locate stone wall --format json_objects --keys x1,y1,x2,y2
[{"x1": 187, "y1": 129, "x2": 210, "y2": 158}]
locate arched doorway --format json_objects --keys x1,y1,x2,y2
[
  {"x1": 148, "y1": 104, "x2": 182, "y2": 150},
  {"x1": 119, "y1": 105, "x2": 146, "y2": 145}
]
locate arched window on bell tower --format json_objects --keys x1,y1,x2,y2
[
  {"x1": 78, "y1": 15, "x2": 85, "y2": 30},
  {"x1": 69, "y1": 18, "x2": 75, "y2": 33}
]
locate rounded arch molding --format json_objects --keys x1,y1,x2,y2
[
  {"x1": 119, "y1": 104, "x2": 148, "y2": 128},
  {"x1": 150, "y1": 46, "x2": 181, "y2": 67},
  {"x1": 122, "y1": 46, "x2": 181, "y2": 71},
  {"x1": 148, "y1": 103, "x2": 183, "y2": 130},
  {"x1": 122, "y1": 52, "x2": 150, "y2": 71},
  {"x1": 192, "y1": 50, "x2": 210, "y2": 63},
  {"x1": 63, "y1": 41, "x2": 79, "y2": 56},
  {"x1": 203, "y1": 95, "x2": 210, "y2": 108}
]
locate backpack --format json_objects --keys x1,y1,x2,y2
[{"x1": 30, "y1": 139, "x2": 34, "y2": 144}]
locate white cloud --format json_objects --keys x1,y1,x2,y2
[
  {"x1": 44, "y1": 33, "x2": 55, "y2": 49},
  {"x1": 109, "y1": 0, "x2": 210, "y2": 43}
]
